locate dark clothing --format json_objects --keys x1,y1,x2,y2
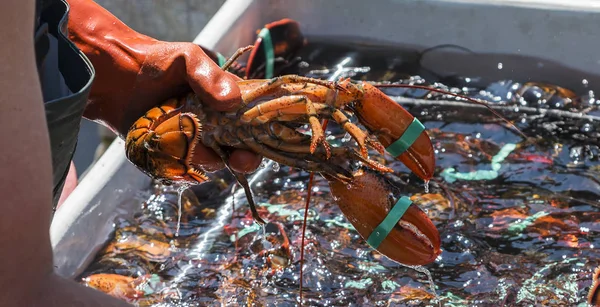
[{"x1": 34, "y1": 0, "x2": 95, "y2": 214}]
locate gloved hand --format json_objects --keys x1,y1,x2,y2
[{"x1": 66, "y1": 0, "x2": 261, "y2": 173}]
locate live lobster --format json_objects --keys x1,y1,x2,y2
[
  {"x1": 124, "y1": 13, "x2": 530, "y2": 275},
  {"x1": 124, "y1": 44, "x2": 444, "y2": 268}
]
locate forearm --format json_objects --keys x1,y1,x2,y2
[
  {"x1": 66, "y1": 0, "x2": 153, "y2": 135},
  {"x1": 0, "y1": 1, "x2": 130, "y2": 306},
  {"x1": 0, "y1": 0, "x2": 56, "y2": 302},
  {"x1": 66, "y1": 0, "x2": 154, "y2": 59},
  {"x1": 65, "y1": 0, "x2": 243, "y2": 138}
]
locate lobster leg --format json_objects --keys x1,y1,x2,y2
[
  {"x1": 243, "y1": 101, "x2": 331, "y2": 124},
  {"x1": 241, "y1": 95, "x2": 330, "y2": 156},
  {"x1": 206, "y1": 139, "x2": 267, "y2": 225},
  {"x1": 283, "y1": 150, "x2": 393, "y2": 175},
  {"x1": 242, "y1": 96, "x2": 313, "y2": 123},
  {"x1": 233, "y1": 172, "x2": 266, "y2": 226},
  {"x1": 245, "y1": 103, "x2": 331, "y2": 127},
  {"x1": 254, "y1": 129, "x2": 312, "y2": 153},
  {"x1": 237, "y1": 129, "x2": 354, "y2": 183},
  {"x1": 266, "y1": 122, "x2": 311, "y2": 144},
  {"x1": 244, "y1": 101, "x2": 383, "y2": 159},
  {"x1": 330, "y1": 109, "x2": 385, "y2": 158},
  {"x1": 240, "y1": 75, "x2": 345, "y2": 106},
  {"x1": 255, "y1": 130, "x2": 393, "y2": 173}
]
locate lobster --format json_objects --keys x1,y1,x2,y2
[
  {"x1": 124, "y1": 44, "x2": 442, "y2": 268},
  {"x1": 200, "y1": 18, "x2": 306, "y2": 80}
]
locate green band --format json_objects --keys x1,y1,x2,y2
[
  {"x1": 257, "y1": 27, "x2": 275, "y2": 79},
  {"x1": 216, "y1": 52, "x2": 227, "y2": 68},
  {"x1": 385, "y1": 118, "x2": 425, "y2": 157},
  {"x1": 366, "y1": 196, "x2": 412, "y2": 249},
  {"x1": 441, "y1": 143, "x2": 517, "y2": 183}
]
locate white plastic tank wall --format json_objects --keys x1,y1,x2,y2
[{"x1": 51, "y1": 0, "x2": 600, "y2": 279}]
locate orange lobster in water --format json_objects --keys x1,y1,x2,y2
[
  {"x1": 83, "y1": 273, "x2": 156, "y2": 303},
  {"x1": 124, "y1": 45, "x2": 442, "y2": 268}
]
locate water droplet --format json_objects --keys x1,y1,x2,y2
[
  {"x1": 342, "y1": 133, "x2": 352, "y2": 142},
  {"x1": 582, "y1": 79, "x2": 589, "y2": 86},
  {"x1": 175, "y1": 184, "x2": 189, "y2": 236},
  {"x1": 581, "y1": 123, "x2": 592, "y2": 132},
  {"x1": 424, "y1": 180, "x2": 430, "y2": 193},
  {"x1": 570, "y1": 146, "x2": 583, "y2": 161},
  {"x1": 272, "y1": 162, "x2": 280, "y2": 172},
  {"x1": 497, "y1": 63, "x2": 503, "y2": 70}
]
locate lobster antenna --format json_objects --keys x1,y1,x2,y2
[
  {"x1": 221, "y1": 45, "x2": 254, "y2": 71},
  {"x1": 372, "y1": 83, "x2": 529, "y2": 139},
  {"x1": 299, "y1": 118, "x2": 329, "y2": 306},
  {"x1": 298, "y1": 172, "x2": 313, "y2": 306}
]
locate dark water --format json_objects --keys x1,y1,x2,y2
[{"x1": 79, "y1": 41, "x2": 600, "y2": 306}]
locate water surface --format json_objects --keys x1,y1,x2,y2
[{"x1": 79, "y1": 41, "x2": 600, "y2": 306}]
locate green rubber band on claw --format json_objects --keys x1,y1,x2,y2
[
  {"x1": 216, "y1": 52, "x2": 227, "y2": 68},
  {"x1": 257, "y1": 27, "x2": 275, "y2": 79},
  {"x1": 386, "y1": 118, "x2": 425, "y2": 157},
  {"x1": 367, "y1": 196, "x2": 412, "y2": 249}
]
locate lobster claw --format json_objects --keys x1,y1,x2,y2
[
  {"x1": 245, "y1": 18, "x2": 307, "y2": 79},
  {"x1": 327, "y1": 169, "x2": 441, "y2": 266},
  {"x1": 352, "y1": 81, "x2": 436, "y2": 181}
]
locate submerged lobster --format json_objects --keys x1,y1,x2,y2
[{"x1": 125, "y1": 43, "x2": 441, "y2": 266}]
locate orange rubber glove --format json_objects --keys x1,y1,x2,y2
[{"x1": 66, "y1": 0, "x2": 261, "y2": 173}]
